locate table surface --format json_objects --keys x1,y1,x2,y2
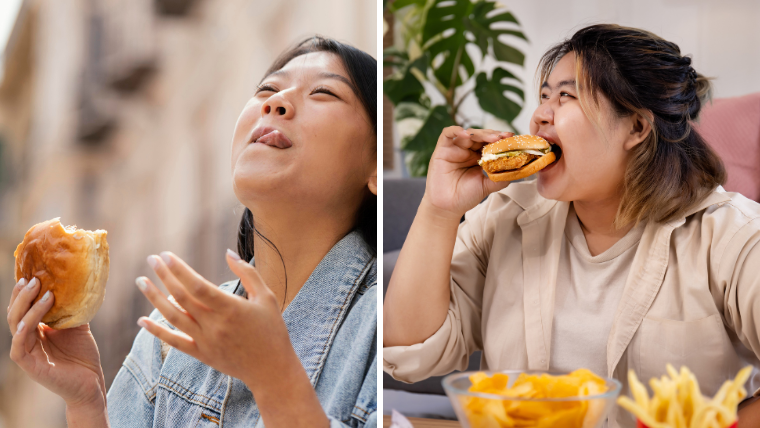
[{"x1": 382, "y1": 415, "x2": 461, "y2": 427}]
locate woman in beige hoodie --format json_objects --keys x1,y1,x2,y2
[{"x1": 383, "y1": 24, "x2": 760, "y2": 427}]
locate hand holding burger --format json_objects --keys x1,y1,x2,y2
[{"x1": 423, "y1": 126, "x2": 515, "y2": 221}]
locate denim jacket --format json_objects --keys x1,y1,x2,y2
[{"x1": 107, "y1": 231, "x2": 377, "y2": 427}]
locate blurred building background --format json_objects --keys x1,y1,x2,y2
[
  {"x1": 0, "y1": 0, "x2": 376, "y2": 427},
  {"x1": 383, "y1": 0, "x2": 760, "y2": 177}
]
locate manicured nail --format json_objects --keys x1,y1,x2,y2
[
  {"x1": 40, "y1": 291, "x2": 52, "y2": 303},
  {"x1": 137, "y1": 318, "x2": 148, "y2": 329},
  {"x1": 135, "y1": 277, "x2": 148, "y2": 291},
  {"x1": 159, "y1": 252, "x2": 172, "y2": 266},
  {"x1": 226, "y1": 249, "x2": 242, "y2": 261},
  {"x1": 16, "y1": 321, "x2": 25, "y2": 334},
  {"x1": 25, "y1": 277, "x2": 38, "y2": 290},
  {"x1": 16, "y1": 278, "x2": 27, "y2": 288},
  {"x1": 147, "y1": 255, "x2": 158, "y2": 269}
]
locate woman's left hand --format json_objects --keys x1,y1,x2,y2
[
  {"x1": 135, "y1": 249, "x2": 292, "y2": 386},
  {"x1": 135, "y1": 250, "x2": 329, "y2": 428}
]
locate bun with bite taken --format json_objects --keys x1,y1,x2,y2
[{"x1": 13, "y1": 218, "x2": 109, "y2": 329}]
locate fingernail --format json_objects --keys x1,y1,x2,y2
[
  {"x1": 40, "y1": 291, "x2": 52, "y2": 303},
  {"x1": 159, "y1": 252, "x2": 172, "y2": 266},
  {"x1": 16, "y1": 321, "x2": 25, "y2": 334},
  {"x1": 16, "y1": 278, "x2": 27, "y2": 288},
  {"x1": 26, "y1": 277, "x2": 38, "y2": 290},
  {"x1": 226, "y1": 249, "x2": 242, "y2": 261},
  {"x1": 137, "y1": 318, "x2": 148, "y2": 329},
  {"x1": 147, "y1": 255, "x2": 158, "y2": 269},
  {"x1": 135, "y1": 277, "x2": 148, "y2": 291}
]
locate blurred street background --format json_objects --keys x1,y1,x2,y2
[{"x1": 0, "y1": 1, "x2": 376, "y2": 427}]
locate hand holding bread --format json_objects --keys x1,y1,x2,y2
[{"x1": 6, "y1": 219, "x2": 110, "y2": 417}]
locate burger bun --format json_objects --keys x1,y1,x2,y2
[{"x1": 486, "y1": 151, "x2": 556, "y2": 182}]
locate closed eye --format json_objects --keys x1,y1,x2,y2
[
  {"x1": 311, "y1": 86, "x2": 340, "y2": 99},
  {"x1": 255, "y1": 84, "x2": 278, "y2": 95}
]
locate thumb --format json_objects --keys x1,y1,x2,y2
[{"x1": 225, "y1": 249, "x2": 267, "y2": 299}]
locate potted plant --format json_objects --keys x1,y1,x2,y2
[{"x1": 384, "y1": 0, "x2": 528, "y2": 176}]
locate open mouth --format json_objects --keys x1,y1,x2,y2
[
  {"x1": 550, "y1": 143, "x2": 562, "y2": 162},
  {"x1": 249, "y1": 126, "x2": 293, "y2": 149}
]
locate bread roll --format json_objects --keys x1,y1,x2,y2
[{"x1": 14, "y1": 218, "x2": 109, "y2": 329}]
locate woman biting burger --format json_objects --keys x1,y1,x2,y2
[{"x1": 384, "y1": 24, "x2": 760, "y2": 428}]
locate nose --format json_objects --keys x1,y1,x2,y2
[
  {"x1": 261, "y1": 93, "x2": 295, "y2": 120},
  {"x1": 532, "y1": 99, "x2": 554, "y2": 128}
]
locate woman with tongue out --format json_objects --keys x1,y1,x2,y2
[
  {"x1": 7, "y1": 37, "x2": 377, "y2": 427},
  {"x1": 384, "y1": 24, "x2": 760, "y2": 427}
]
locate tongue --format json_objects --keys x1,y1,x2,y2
[{"x1": 258, "y1": 131, "x2": 292, "y2": 149}]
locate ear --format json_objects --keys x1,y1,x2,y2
[
  {"x1": 623, "y1": 111, "x2": 653, "y2": 151},
  {"x1": 368, "y1": 165, "x2": 377, "y2": 196}
]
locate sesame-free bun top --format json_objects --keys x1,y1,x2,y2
[
  {"x1": 482, "y1": 134, "x2": 550, "y2": 155},
  {"x1": 13, "y1": 218, "x2": 109, "y2": 329}
]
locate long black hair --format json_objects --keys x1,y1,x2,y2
[{"x1": 237, "y1": 36, "x2": 377, "y2": 287}]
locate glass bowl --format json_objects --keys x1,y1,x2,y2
[{"x1": 442, "y1": 370, "x2": 622, "y2": 428}]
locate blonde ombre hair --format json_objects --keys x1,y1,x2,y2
[{"x1": 537, "y1": 24, "x2": 726, "y2": 228}]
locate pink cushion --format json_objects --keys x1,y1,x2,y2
[{"x1": 693, "y1": 92, "x2": 760, "y2": 202}]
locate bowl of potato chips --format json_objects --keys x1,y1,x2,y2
[{"x1": 443, "y1": 369, "x2": 621, "y2": 428}]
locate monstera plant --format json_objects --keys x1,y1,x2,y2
[{"x1": 384, "y1": 0, "x2": 527, "y2": 176}]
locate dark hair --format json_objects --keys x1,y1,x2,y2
[
  {"x1": 237, "y1": 36, "x2": 377, "y2": 283},
  {"x1": 537, "y1": 24, "x2": 726, "y2": 227}
]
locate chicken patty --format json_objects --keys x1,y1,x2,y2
[{"x1": 481, "y1": 153, "x2": 539, "y2": 174}]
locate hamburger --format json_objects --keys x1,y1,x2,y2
[
  {"x1": 478, "y1": 134, "x2": 558, "y2": 182},
  {"x1": 14, "y1": 218, "x2": 109, "y2": 329}
]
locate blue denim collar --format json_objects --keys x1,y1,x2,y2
[{"x1": 232, "y1": 230, "x2": 375, "y2": 386}]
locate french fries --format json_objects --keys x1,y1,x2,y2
[{"x1": 617, "y1": 365, "x2": 752, "y2": 428}]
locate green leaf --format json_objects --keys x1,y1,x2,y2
[
  {"x1": 401, "y1": 105, "x2": 457, "y2": 176},
  {"x1": 466, "y1": 1, "x2": 526, "y2": 65},
  {"x1": 492, "y1": 41, "x2": 524, "y2": 66},
  {"x1": 384, "y1": 53, "x2": 429, "y2": 105},
  {"x1": 474, "y1": 67, "x2": 524, "y2": 124},
  {"x1": 383, "y1": 46, "x2": 409, "y2": 69},
  {"x1": 394, "y1": 102, "x2": 430, "y2": 121},
  {"x1": 384, "y1": 72, "x2": 425, "y2": 106},
  {"x1": 426, "y1": 36, "x2": 475, "y2": 88},
  {"x1": 420, "y1": 0, "x2": 474, "y2": 89}
]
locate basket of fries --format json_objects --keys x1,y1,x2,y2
[
  {"x1": 617, "y1": 365, "x2": 752, "y2": 428},
  {"x1": 442, "y1": 369, "x2": 622, "y2": 428}
]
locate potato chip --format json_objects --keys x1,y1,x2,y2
[{"x1": 462, "y1": 369, "x2": 610, "y2": 428}]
